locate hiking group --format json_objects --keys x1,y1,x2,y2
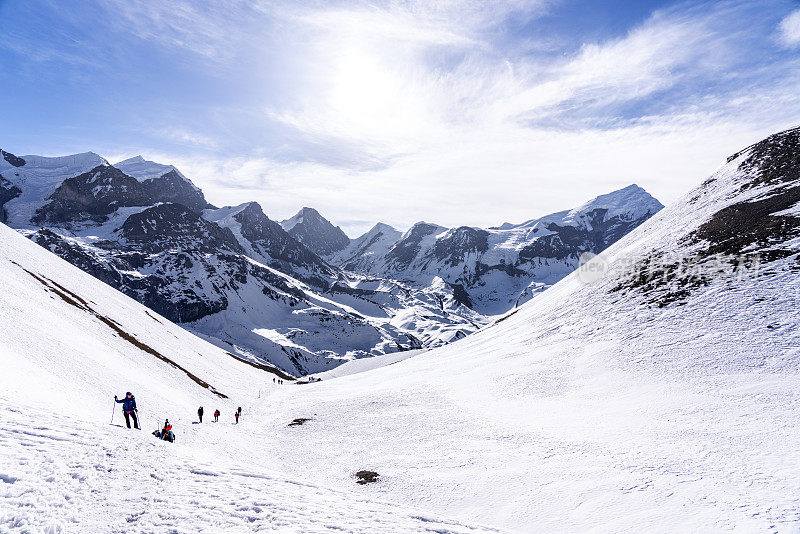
[
  {"x1": 113, "y1": 393, "x2": 248, "y2": 443},
  {"x1": 197, "y1": 406, "x2": 241, "y2": 424}
]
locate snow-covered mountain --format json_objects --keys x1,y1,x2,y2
[
  {"x1": 115, "y1": 155, "x2": 214, "y2": 212},
  {"x1": 0, "y1": 151, "x2": 484, "y2": 375},
  {"x1": 0, "y1": 146, "x2": 661, "y2": 375},
  {"x1": 325, "y1": 184, "x2": 664, "y2": 314},
  {"x1": 0, "y1": 151, "x2": 108, "y2": 227},
  {"x1": 0, "y1": 146, "x2": 663, "y2": 374},
  {"x1": 2, "y1": 126, "x2": 798, "y2": 533},
  {"x1": 281, "y1": 206, "x2": 351, "y2": 256},
  {"x1": 329, "y1": 222, "x2": 403, "y2": 272}
]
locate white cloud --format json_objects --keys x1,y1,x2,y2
[
  {"x1": 213, "y1": 0, "x2": 800, "y2": 237},
  {"x1": 33, "y1": 0, "x2": 799, "y2": 237},
  {"x1": 778, "y1": 8, "x2": 800, "y2": 47}
]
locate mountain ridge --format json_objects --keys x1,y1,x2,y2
[{"x1": 0, "y1": 147, "x2": 663, "y2": 373}]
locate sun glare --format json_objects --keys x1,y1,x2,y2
[{"x1": 326, "y1": 47, "x2": 423, "y2": 142}]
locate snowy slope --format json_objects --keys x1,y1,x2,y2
[
  {"x1": 0, "y1": 220, "x2": 498, "y2": 533},
  {"x1": 0, "y1": 220, "x2": 278, "y2": 415},
  {"x1": 226, "y1": 127, "x2": 800, "y2": 532}
]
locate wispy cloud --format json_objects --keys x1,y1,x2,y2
[
  {"x1": 778, "y1": 8, "x2": 800, "y2": 47},
  {"x1": 3, "y1": 0, "x2": 799, "y2": 236}
]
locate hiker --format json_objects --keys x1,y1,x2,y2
[
  {"x1": 273, "y1": 378, "x2": 275, "y2": 383},
  {"x1": 214, "y1": 409, "x2": 220, "y2": 422},
  {"x1": 235, "y1": 406, "x2": 241, "y2": 424},
  {"x1": 161, "y1": 419, "x2": 175, "y2": 442},
  {"x1": 114, "y1": 392, "x2": 139, "y2": 429},
  {"x1": 153, "y1": 419, "x2": 175, "y2": 443},
  {"x1": 198, "y1": 406, "x2": 204, "y2": 423}
]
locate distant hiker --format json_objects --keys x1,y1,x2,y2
[
  {"x1": 273, "y1": 378, "x2": 275, "y2": 383},
  {"x1": 235, "y1": 406, "x2": 241, "y2": 424},
  {"x1": 115, "y1": 392, "x2": 139, "y2": 429},
  {"x1": 214, "y1": 409, "x2": 220, "y2": 422},
  {"x1": 198, "y1": 406, "x2": 204, "y2": 423}
]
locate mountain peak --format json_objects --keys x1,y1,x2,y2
[
  {"x1": 280, "y1": 207, "x2": 350, "y2": 256},
  {"x1": 114, "y1": 155, "x2": 188, "y2": 183},
  {"x1": 567, "y1": 183, "x2": 664, "y2": 222},
  {"x1": 369, "y1": 222, "x2": 398, "y2": 234},
  {"x1": 117, "y1": 155, "x2": 146, "y2": 165}
]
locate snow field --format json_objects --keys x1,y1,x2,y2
[{"x1": 0, "y1": 398, "x2": 501, "y2": 534}]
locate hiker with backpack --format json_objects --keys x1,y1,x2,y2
[
  {"x1": 114, "y1": 392, "x2": 139, "y2": 429},
  {"x1": 198, "y1": 406, "x2": 204, "y2": 423},
  {"x1": 235, "y1": 407, "x2": 241, "y2": 424},
  {"x1": 214, "y1": 409, "x2": 220, "y2": 422}
]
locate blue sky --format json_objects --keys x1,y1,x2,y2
[{"x1": 1, "y1": 0, "x2": 799, "y2": 235}]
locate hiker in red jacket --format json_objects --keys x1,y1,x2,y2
[{"x1": 214, "y1": 409, "x2": 220, "y2": 422}]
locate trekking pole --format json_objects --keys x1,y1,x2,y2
[{"x1": 111, "y1": 398, "x2": 116, "y2": 425}]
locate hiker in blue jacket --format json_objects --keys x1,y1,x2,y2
[{"x1": 115, "y1": 392, "x2": 139, "y2": 429}]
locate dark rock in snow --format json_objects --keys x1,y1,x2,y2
[
  {"x1": 0, "y1": 149, "x2": 26, "y2": 167},
  {"x1": 122, "y1": 203, "x2": 243, "y2": 254},
  {"x1": 234, "y1": 202, "x2": 335, "y2": 288},
  {"x1": 140, "y1": 169, "x2": 214, "y2": 212},
  {"x1": 385, "y1": 222, "x2": 444, "y2": 270},
  {"x1": 355, "y1": 471, "x2": 379, "y2": 484},
  {"x1": 0, "y1": 174, "x2": 21, "y2": 223},
  {"x1": 33, "y1": 165, "x2": 152, "y2": 225}
]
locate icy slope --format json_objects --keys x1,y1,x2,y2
[
  {"x1": 327, "y1": 222, "x2": 402, "y2": 272},
  {"x1": 237, "y1": 127, "x2": 800, "y2": 532}
]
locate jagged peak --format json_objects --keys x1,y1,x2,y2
[
  {"x1": 282, "y1": 206, "x2": 336, "y2": 230},
  {"x1": 353, "y1": 222, "x2": 401, "y2": 243}
]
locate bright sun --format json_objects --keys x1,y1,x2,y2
[{"x1": 327, "y1": 47, "x2": 422, "y2": 141}]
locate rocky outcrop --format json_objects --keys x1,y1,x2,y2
[{"x1": 32, "y1": 165, "x2": 152, "y2": 225}]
